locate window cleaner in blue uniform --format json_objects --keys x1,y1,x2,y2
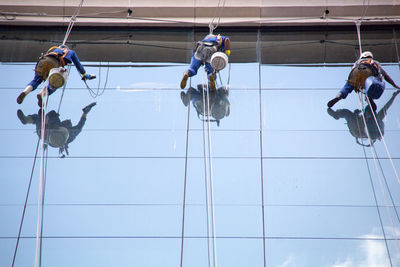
[
  {"x1": 16, "y1": 45, "x2": 96, "y2": 106},
  {"x1": 327, "y1": 51, "x2": 400, "y2": 111},
  {"x1": 180, "y1": 34, "x2": 231, "y2": 91}
]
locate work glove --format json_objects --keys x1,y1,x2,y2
[{"x1": 81, "y1": 73, "x2": 96, "y2": 81}]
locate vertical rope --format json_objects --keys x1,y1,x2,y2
[
  {"x1": 354, "y1": 22, "x2": 400, "y2": 259},
  {"x1": 201, "y1": 74, "x2": 212, "y2": 267},
  {"x1": 35, "y1": 93, "x2": 48, "y2": 267},
  {"x1": 57, "y1": 65, "x2": 71, "y2": 113},
  {"x1": 208, "y1": 0, "x2": 226, "y2": 34},
  {"x1": 201, "y1": 69, "x2": 218, "y2": 267},
  {"x1": 206, "y1": 78, "x2": 218, "y2": 267},
  {"x1": 393, "y1": 28, "x2": 400, "y2": 72},
  {"x1": 365, "y1": 97, "x2": 400, "y2": 185},
  {"x1": 257, "y1": 29, "x2": 267, "y2": 267},
  {"x1": 357, "y1": 93, "x2": 396, "y2": 265},
  {"x1": 359, "y1": 140, "x2": 393, "y2": 267},
  {"x1": 62, "y1": 0, "x2": 85, "y2": 45},
  {"x1": 39, "y1": 149, "x2": 48, "y2": 267},
  {"x1": 11, "y1": 138, "x2": 40, "y2": 267},
  {"x1": 355, "y1": 20, "x2": 363, "y2": 56},
  {"x1": 355, "y1": 108, "x2": 394, "y2": 267},
  {"x1": 179, "y1": 88, "x2": 191, "y2": 267}
]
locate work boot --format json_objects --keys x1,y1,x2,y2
[
  {"x1": 327, "y1": 97, "x2": 340, "y2": 108},
  {"x1": 37, "y1": 93, "x2": 43, "y2": 107},
  {"x1": 16, "y1": 92, "x2": 27, "y2": 104},
  {"x1": 209, "y1": 75, "x2": 216, "y2": 91},
  {"x1": 327, "y1": 93, "x2": 344, "y2": 108},
  {"x1": 180, "y1": 73, "x2": 189, "y2": 89},
  {"x1": 82, "y1": 102, "x2": 97, "y2": 114}
]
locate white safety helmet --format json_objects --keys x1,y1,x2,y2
[{"x1": 360, "y1": 51, "x2": 373, "y2": 59}]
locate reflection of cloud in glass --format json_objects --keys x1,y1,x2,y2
[
  {"x1": 277, "y1": 255, "x2": 295, "y2": 267},
  {"x1": 129, "y1": 82, "x2": 174, "y2": 89},
  {"x1": 116, "y1": 82, "x2": 176, "y2": 91},
  {"x1": 332, "y1": 234, "x2": 390, "y2": 267}
]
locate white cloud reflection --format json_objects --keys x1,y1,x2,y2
[{"x1": 332, "y1": 234, "x2": 390, "y2": 267}]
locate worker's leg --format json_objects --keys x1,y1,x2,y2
[
  {"x1": 36, "y1": 85, "x2": 52, "y2": 107},
  {"x1": 181, "y1": 55, "x2": 202, "y2": 89},
  {"x1": 17, "y1": 75, "x2": 43, "y2": 104},
  {"x1": 205, "y1": 63, "x2": 216, "y2": 90},
  {"x1": 327, "y1": 82, "x2": 354, "y2": 108}
]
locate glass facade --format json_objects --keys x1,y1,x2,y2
[{"x1": 1, "y1": 27, "x2": 400, "y2": 267}]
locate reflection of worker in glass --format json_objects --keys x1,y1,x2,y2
[
  {"x1": 16, "y1": 44, "x2": 96, "y2": 107},
  {"x1": 17, "y1": 102, "x2": 96, "y2": 157},
  {"x1": 181, "y1": 84, "x2": 230, "y2": 126},
  {"x1": 327, "y1": 51, "x2": 400, "y2": 111},
  {"x1": 180, "y1": 34, "x2": 230, "y2": 91},
  {"x1": 327, "y1": 90, "x2": 399, "y2": 146}
]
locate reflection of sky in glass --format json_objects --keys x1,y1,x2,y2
[{"x1": 1, "y1": 32, "x2": 400, "y2": 267}]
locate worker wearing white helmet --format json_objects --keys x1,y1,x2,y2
[{"x1": 327, "y1": 51, "x2": 400, "y2": 111}]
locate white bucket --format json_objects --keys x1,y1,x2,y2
[
  {"x1": 48, "y1": 67, "x2": 68, "y2": 89},
  {"x1": 211, "y1": 52, "x2": 228, "y2": 71}
]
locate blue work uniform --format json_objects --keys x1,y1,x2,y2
[
  {"x1": 187, "y1": 35, "x2": 229, "y2": 77},
  {"x1": 28, "y1": 48, "x2": 87, "y2": 94},
  {"x1": 340, "y1": 58, "x2": 384, "y2": 99}
]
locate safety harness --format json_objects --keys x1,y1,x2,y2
[
  {"x1": 348, "y1": 58, "x2": 381, "y2": 91},
  {"x1": 45, "y1": 46, "x2": 70, "y2": 67}
]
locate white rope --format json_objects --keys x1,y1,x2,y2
[
  {"x1": 201, "y1": 73, "x2": 212, "y2": 267},
  {"x1": 34, "y1": 90, "x2": 48, "y2": 267},
  {"x1": 355, "y1": 20, "x2": 363, "y2": 56},
  {"x1": 83, "y1": 61, "x2": 110, "y2": 99},
  {"x1": 57, "y1": 65, "x2": 72, "y2": 113},
  {"x1": 361, "y1": 0, "x2": 370, "y2": 21},
  {"x1": 206, "y1": 77, "x2": 218, "y2": 267},
  {"x1": 354, "y1": 20, "x2": 400, "y2": 257},
  {"x1": 357, "y1": 93, "x2": 400, "y2": 256},
  {"x1": 394, "y1": 28, "x2": 400, "y2": 72},
  {"x1": 209, "y1": 0, "x2": 227, "y2": 34},
  {"x1": 62, "y1": 0, "x2": 85, "y2": 45},
  {"x1": 227, "y1": 63, "x2": 231, "y2": 89},
  {"x1": 355, "y1": 18, "x2": 400, "y2": 187},
  {"x1": 365, "y1": 97, "x2": 400, "y2": 185},
  {"x1": 201, "y1": 68, "x2": 218, "y2": 267}
]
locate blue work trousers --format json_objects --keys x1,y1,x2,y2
[{"x1": 187, "y1": 55, "x2": 214, "y2": 77}]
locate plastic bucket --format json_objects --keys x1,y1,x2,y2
[
  {"x1": 48, "y1": 67, "x2": 68, "y2": 89},
  {"x1": 365, "y1": 76, "x2": 385, "y2": 99},
  {"x1": 211, "y1": 52, "x2": 228, "y2": 71}
]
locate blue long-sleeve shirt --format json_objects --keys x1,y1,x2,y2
[
  {"x1": 201, "y1": 35, "x2": 229, "y2": 52},
  {"x1": 28, "y1": 47, "x2": 87, "y2": 90},
  {"x1": 52, "y1": 48, "x2": 86, "y2": 75}
]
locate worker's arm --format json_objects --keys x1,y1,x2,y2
[
  {"x1": 68, "y1": 50, "x2": 96, "y2": 80},
  {"x1": 381, "y1": 67, "x2": 400, "y2": 89},
  {"x1": 68, "y1": 50, "x2": 86, "y2": 75}
]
